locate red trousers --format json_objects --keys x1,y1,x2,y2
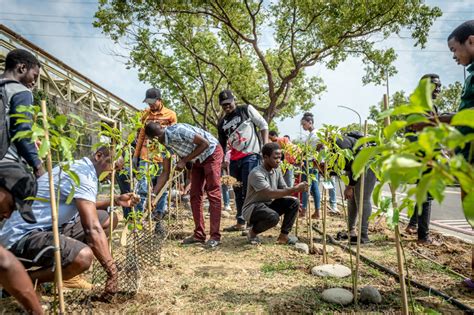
[{"x1": 190, "y1": 145, "x2": 223, "y2": 241}]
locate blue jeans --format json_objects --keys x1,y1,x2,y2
[
  {"x1": 136, "y1": 161, "x2": 168, "y2": 217},
  {"x1": 229, "y1": 154, "x2": 260, "y2": 225},
  {"x1": 301, "y1": 168, "x2": 321, "y2": 211},
  {"x1": 329, "y1": 176, "x2": 337, "y2": 208},
  {"x1": 222, "y1": 184, "x2": 230, "y2": 207},
  {"x1": 283, "y1": 168, "x2": 294, "y2": 187}
]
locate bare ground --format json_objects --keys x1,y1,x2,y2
[{"x1": 1, "y1": 203, "x2": 473, "y2": 314}]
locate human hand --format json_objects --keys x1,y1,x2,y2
[
  {"x1": 115, "y1": 193, "x2": 140, "y2": 207},
  {"x1": 344, "y1": 186, "x2": 354, "y2": 200},
  {"x1": 34, "y1": 165, "x2": 46, "y2": 178},
  {"x1": 294, "y1": 181, "x2": 309, "y2": 193}
]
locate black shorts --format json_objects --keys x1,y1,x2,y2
[{"x1": 10, "y1": 210, "x2": 109, "y2": 268}]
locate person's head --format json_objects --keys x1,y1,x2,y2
[
  {"x1": 268, "y1": 130, "x2": 279, "y2": 142},
  {"x1": 0, "y1": 162, "x2": 37, "y2": 223},
  {"x1": 4, "y1": 49, "x2": 41, "y2": 89},
  {"x1": 420, "y1": 73, "x2": 441, "y2": 99},
  {"x1": 143, "y1": 88, "x2": 163, "y2": 112},
  {"x1": 447, "y1": 20, "x2": 474, "y2": 67},
  {"x1": 91, "y1": 147, "x2": 123, "y2": 182},
  {"x1": 261, "y1": 142, "x2": 282, "y2": 169},
  {"x1": 145, "y1": 121, "x2": 166, "y2": 141},
  {"x1": 218, "y1": 89, "x2": 237, "y2": 115},
  {"x1": 283, "y1": 135, "x2": 290, "y2": 141},
  {"x1": 300, "y1": 112, "x2": 314, "y2": 131}
]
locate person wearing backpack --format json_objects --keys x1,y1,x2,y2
[
  {"x1": 0, "y1": 49, "x2": 44, "y2": 178},
  {"x1": 217, "y1": 90, "x2": 269, "y2": 233},
  {"x1": 337, "y1": 131, "x2": 377, "y2": 244}
]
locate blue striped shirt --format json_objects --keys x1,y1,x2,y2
[{"x1": 164, "y1": 123, "x2": 218, "y2": 163}]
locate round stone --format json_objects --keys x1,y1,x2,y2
[
  {"x1": 311, "y1": 264, "x2": 352, "y2": 278},
  {"x1": 360, "y1": 286, "x2": 382, "y2": 304},
  {"x1": 311, "y1": 243, "x2": 335, "y2": 254},
  {"x1": 321, "y1": 288, "x2": 353, "y2": 305},
  {"x1": 294, "y1": 242, "x2": 310, "y2": 254}
]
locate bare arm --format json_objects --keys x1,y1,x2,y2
[
  {"x1": 0, "y1": 247, "x2": 43, "y2": 314},
  {"x1": 76, "y1": 199, "x2": 118, "y2": 293},
  {"x1": 257, "y1": 182, "x2": 307, "y2": 200}
]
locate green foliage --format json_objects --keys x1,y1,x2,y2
[
  {"x1": 94, "y1": 0, "x2": 441, "y2": 125},
  {"x1": 11, "y1": 103, "x2": 84, "y2": 204},
  {"x1": 356, "y1": 79, "x2": 474, "y2": 228}
]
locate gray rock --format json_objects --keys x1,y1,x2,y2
[
  {"x1": 294, "y1": 242, "x2": 310, "y2": 254},
  {"x1": 321, "y1": 288, "x2": 353, "y2": 305},
  {"x1": 311, "y1": 243, "x2": 335, "y2": 254},
  {"x1": 311, "y1": 264, "x2": 352, "y2": 278},
  {"x1": 360, "y1": 286, "x2": 382, "y2": 304}
]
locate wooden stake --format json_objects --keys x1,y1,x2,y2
[
  {"x1": 108, "y1": 121, "x2": 117, "y2": 255},
  {"x1": 384, "y1": 94, "x2": 409, "y2": 315},
  {"x1": 321, "y1": 185, "x2": 327, "y2": 264},
  {"x1": 147, "y1": 163, "x2": 153, "y2": 231},
  {"x1": 354, "y1": 120, "x2": 368, "y2": 304},
  {"x1": 338, "y1": 180, "x2": 355, "y2": 294},
  {"x1": 40, "y1": 100, "x2": 65, "y2": 313}
]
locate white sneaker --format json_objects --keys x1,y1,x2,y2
[{"x1": 224, "y1": 205, "x2": 232, "y2": 212}]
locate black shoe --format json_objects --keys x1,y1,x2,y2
[
  {"x1": 335, "y1": 231, "x2": 349, "y2": 241},
  {"x1": 350, "y1": 235, "x2": 370, "y2": 245},
  {"x1": 182, "y1": 236, "x2": 205, "y2": 245}
]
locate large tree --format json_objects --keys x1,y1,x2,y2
[{"x1": 94, "y1": 0, "x2": 441, "y2": 128}]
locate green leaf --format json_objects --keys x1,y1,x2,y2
[
  {"x1": 392, "y1": 104, "x2": 428, "y2": 116},
  {"x1": 352, "y1": 146, "x2": 380, "y2": 179},
  {"x1": 451, "y1": 109, "x2": 474, "y2": 129},
  {"x1": 372, "y1": 182, "x2": 383, "y2": 206},
  {"x1": 66, "y1": 185, "x2": 76, "y2": 204},
  {"x1": 54, "y1": 115, "x2": 68, "y2": 129},
  {"x1": 38, "y1": 139, "x2": 50, "y2": 158},
  {"x1": 462, "y1": 192, "x2": 474, "y2": 228},
  {"x1": 24, "y1": 196, "x2": 49, "y2": 203},
  {"x1": 340, "y1": 175, "x2": 349, "y2": 185},
  {"x1": 409, "y1": 78, "x2": 433, "y2": 111},
  {"x1": 383, "y1": 121, "x2": 407, "y2": 139},
  {"x1": 415, "y1": 175, "x2": 431, "y2": 214},
  {"x1": 99, "y1": 171, "x2": 110, "y2": 181},
  {"x1": 66, "y1": 169, "x2": 81, "y2": 187}
]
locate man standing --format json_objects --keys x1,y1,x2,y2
[
  {"x1": 217, "y1": 90, "x2": 269, "y2": 232},
  {"x1": 405, "y1": 74, "x2": 442, "y2": 246},
  {"x1": 268, "y1": 130, "x2": 297, "y2": 187},
  {"x1": 242, "y1": 143, "x2": 307, "y2": 245},
  {"x1": 133, "y1": 88, "x2": 177, "y2": 220},
  {"x1": 0, "y1": 160, "x2": 43, "y2": 314},
  {"x1": 0, "y1": 49, "x2": 45, "y2": 178},
  {"x1": 0, "y1": 148, "x2": 139, "y2": 294},
  {"x1": 145, "y1": 122, "x2": 223, "y2": 248}
]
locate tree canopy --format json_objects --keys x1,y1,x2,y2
[{"x1": 94, "y1": 0, "x2": 441, "y2": 129}]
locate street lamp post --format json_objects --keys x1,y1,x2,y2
[{"x1": 338, "y1": 105, "x2": 362, "y2": 131}]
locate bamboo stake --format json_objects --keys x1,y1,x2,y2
[
  {"x1": 147, "y1": 163, "x2": 153, "y2": 231},
  {"x1": 108, "y1": 122, "x2": 117, "y2": 255},
  {"x1": 322, "y1": 131, "x2": 329, "y2": 264},
  {"x1": 384, "y1": 93, "x2": 409, "y2": 315},
  {"x1": 354, "y1": 120, "x2": 368, "y2": 304},
  {"x1": 40, "y1": 100, "x2": 65, "y2": 313},
  {"x1": 338, "y1": 180, "x2": 355, "y2": 294}
]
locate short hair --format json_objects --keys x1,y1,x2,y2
[
  {"x1": 261, "y1": 142, "x2": 281, "y2": 158},
  {"x1": 420, "y1": 73, "x2": 439, "y2": 81},
  {"x1": 301, "y1": 112, "x2": 314, "y2": 124},
  {"x1": 448, "y1": 20, "x2": 474, "y2": 44},
  {"x1": 144, "y1": 122, "x2": 163, "y2": 138},
  {"x1": 95, "y1": 146, "x2": 111, "y2": 157},
  {"x1": 5, "y1": 49, "x2": 41, "y2": 71},
  {"x1": 283, "y1": 135, "x2": 290, "y2": 140},
  {"x1": 269, "y1": 130, "x2": 278, "y2": 137}
]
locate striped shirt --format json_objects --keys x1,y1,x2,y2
[{"x1": 164, "y1": 123, "x2": 218, "y2": 163}]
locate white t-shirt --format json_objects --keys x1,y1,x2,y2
[{"x1": 0, "y1": 157, "x2": 98, "y2": 248}]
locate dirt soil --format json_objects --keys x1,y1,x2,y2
[{"x1": 1, "y1": 202, "x2": 473, "y2": 314}]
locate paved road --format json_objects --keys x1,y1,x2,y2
[{"x1": 331, "y1": 179, "x2": 472, "y2": 236}]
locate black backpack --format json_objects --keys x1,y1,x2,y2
[{"x1": 0, "y1": 79, "x2": 19, "y2": 159}]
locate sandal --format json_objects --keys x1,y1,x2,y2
[
  {"x1": 247, "y1": 234, "x2": 261, "y2": 245},
  {"x1": 182, "y1": 236, "x2": 205, "y2": 245}
]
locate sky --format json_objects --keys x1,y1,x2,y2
[{"x1": 0, "y1": 0, "x2": 472, "y2": 140}]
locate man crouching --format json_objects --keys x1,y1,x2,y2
[
  {"x1": 242, "y1": 143, "x2": 308, "y2": 245},
  {"x1": 0, "y1": 147, "x2": 139, "y2": 295}
]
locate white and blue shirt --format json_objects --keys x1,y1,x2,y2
[
  {"x1": 164, "y1": 123, "x2": 219, "y2": 163},
  {"x1": 0, "y1": 157, "x2": 98, "y2": 249}
]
